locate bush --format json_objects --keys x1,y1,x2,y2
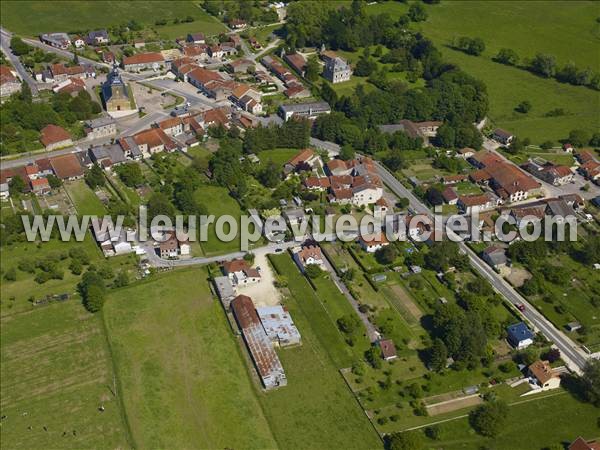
[
  {"x1": 4, "y1": 267, "x2": 16, "y2": 281},
  {"x1": 469, "y1": 401, "x2": 509, "y2": 437},
  {"x1": 304, "y1": 264, "x2": 323, "y2": 279},
  {"x1": 424, "y1": 425, "x2": 441, "y2": 440}
]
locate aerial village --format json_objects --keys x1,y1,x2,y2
[{"x1": 1, "y1": 1, "x2": 600, "y2": 448}]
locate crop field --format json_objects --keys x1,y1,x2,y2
[
  {"x1": 103, "y1": 268, "x2": 277, "y2": 449},
  {"x1": 0, "y1": 300, "x2": 130, "y2": 449},
  {"x1": 0, "y1": 1, "x2": 226, "y2": 37}
]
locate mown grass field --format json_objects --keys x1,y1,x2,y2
[
  {"x1": 0, "y1": 1, "x2": 226, "y2": 37},
  {"x1": 419, "y1": 1, "x2": 600, "y2": 143},
  {"x1": 423, "y1": 1, "x2": 599, "y2": 69},
  {"x1": 432, "y1": 391, "x2": 598, "y2": 450},
  {"x1": 103, "y1": 267, "x2": 277, "y2": 449},
  {"x1": 0, "y1": 300, "x2": 130, "y2": 449},
  {"x1": 193, "y1": 184, "x2": 243, "y2": 256},
  {"x1": 64, "y1": 180, "x2": 106, "y2": 216}
]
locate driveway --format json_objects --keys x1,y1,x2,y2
[{"x1": 237, "y1": 250, "x2": 282, "y2": 307}]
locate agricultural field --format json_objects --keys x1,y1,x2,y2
[
  {"x1": 103, "y1": 268, "x2": 277, "y2": 449},
  {"x1": 0, "y1": 300, "x2": 130, "y2": 449},
  {"x1": 417, "y1": 0, "x2": 600, "y2": 143},
  {"x1": 0, "y1": 1, "x2": 226, "y2": 38}
]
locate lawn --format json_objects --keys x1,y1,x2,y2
[
  {"x1": 525, "y1": 253, "x2": 600, "y2": 352},
  {"x1": 416, "y1": 0, "x2": 600, "y2": 143},
  {"x1": 246, "y1": 22, "x2": 283, "y2": 47},
  {"x1": 103, "y1": 267, "x2": 277, "y2": 449},
  {"x1": 432, "y1": 391, "x2": 599, "y2": 450},
  {"x1": 0, "y1": 300, "x2": 130, "y2": 449},
  {"x1": 257, "y1": 148, "x2": 300, "y2": 168},
  {"x1": 64, "y1": 180, "x2": 107, "y2": 216},
  {"x1": 193, "y1": 184, "x2": 243, "y2": 256},
  {"x1": 0, "y1": 1, "x2": 226, "y2": 37},
  {"x1": 262, "y1": 254, "x2": 382, "y2": 449}
]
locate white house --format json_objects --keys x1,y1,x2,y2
[
  {"x1": 292, "y1": 245, "x2": 325, "y2": 271},
  {"x1": 352, "y1": 184, "x2": 383, "y2": 207},
  {"x1": 358, "y1": 232, "x2": 389, "y2": 253},
  {"x1": 222, "y1": 259, "x2": 261, "y2": 286},
  {"x1": 507, "y1": 322, "x2": 534, "y2": 349}
]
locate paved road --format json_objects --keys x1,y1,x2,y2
[
  {"x1": 0, "y1": 27, "x2": 39, "y2": 96},
  {"x1": 374, "y1": 160, "x2": 590, "y2": 373},
  {"x1": 310, "y1": 137, "x2": 340, "y2": 158},
  {"x1": 21, "y1": 35, "x2": 109, "y2": 69},
  {"x1": 140, "y1": 235, "x2": 299, "y2": 268}
]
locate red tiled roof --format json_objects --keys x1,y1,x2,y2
[
  {"x1": 171, "y1": 57, "x2": 195, "y2": 69},
  {"x1": 485, "y1": 163, "x2": 540, "y2": 196},
  {"x1": 25, "y1": 164, "x2": 39, "y2": 176},
  {"x1": 287, "y1": 148, "x2": 315, "y2": 167},
  {"x1": 327, "y1": 159, "x2": 349, "y2": 172},
  {"x1": 223, "y1": 259, "x2": 250, "y2": 274},
  {"x1": 442, "y1": 186, "x2": 458, "y2": 202},
  {"x1": 40, "y1": 124, "x2": 71, "y2": 147},
  {"x1": 188, "y1": 67, "x2": 222, "y2": 85},
  {"x1": 459, "y1": 193, "x2": 492, "y2": 207},
  {"x1": 203, "y1": 108, "x2": 229, "y2": 127},
  {"x1": 0, "y1": 65, "x2": 17, "y2": 84},
  {"x1": 284, "y1": 53, "x2": 306, "y2": 72},
  {"x1": 359, "y1": 232, "x2": 389, "y2": 246},
  {"x1": 122, "y1": 52, "x2": 164, "y2": 65},
  {"x1": 379, "y1": 339, "x2": 397, "y2": 359},
  {"x1": 30, "y1": 177, "x2": 50, "y2": 189},
  {"x1": 472, "y1": 150, "x2": 504, "y2": 168},
  {"x1": 304, "y1": 176, "x2": 330, "y2": 189},
  {"x1": 569, "y1": 437, "x2": 600, "y2": 450},
  {"x1": 157, "y1": 117, "x2": 182, "y2": 130},
  {"x1": 49, "y1": 153, "x2": 84, "y2": 179}
]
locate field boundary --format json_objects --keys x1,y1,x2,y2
[{"x1": 100, "y1": 310, "x2": 136, "y2": 449}]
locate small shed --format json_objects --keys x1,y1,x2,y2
[{"x1": 566, "y1": 322, "x2": 582, "y2": 332}]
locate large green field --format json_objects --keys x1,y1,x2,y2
[
  {"x1": 103, "y1": 268, "x2": 277, "y2": 449},
  {"x1": 0, "y1": 300, "x2": 130, "y2": 449},
  {"x1": 422, "y1": 1, "x2": 599, "y2": 69},
  {"x1": 0, "y1": 1, "x2": 226, "y2": 38},
  {"x1": 418, "y1": 0, "x2": 600, "y2": 143}
]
